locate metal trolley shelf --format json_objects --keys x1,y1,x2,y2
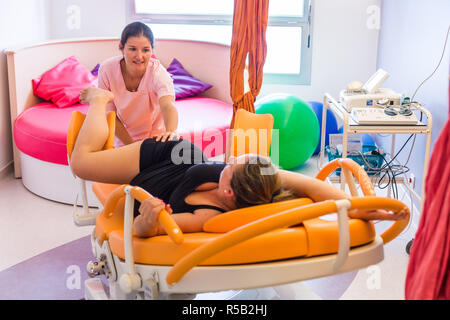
[{"x1": 319, "y1": 93, "x2": 433, "y2": 213}]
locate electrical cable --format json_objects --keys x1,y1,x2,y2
[
  {"x1": 359, "y1": 150, "x2": 404, "y2": 198},
  {"x1": 410, "y1": 25, "x2": 450, "y2": 103},
  {"x1": 390, "y1": 156, "x2": 416, "y2": 236},
  {"x1": 358, "y1": 149, "x2": 412, "y2": 200}
]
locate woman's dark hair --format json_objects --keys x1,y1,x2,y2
[
  {"x1": 230, "y1": 155, "x2": 296, "y2": 209},
  {"x1": 120, "y1": 22, "x2": 154, "y2": 48}
]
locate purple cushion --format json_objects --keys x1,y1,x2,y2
[
  {"x1": 91, "y1": 64, "x2": 100, "y2": 76},
  {"x1": 167, "y1": 58, "x2": 212, "y2": 99}
]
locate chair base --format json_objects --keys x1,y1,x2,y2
[
  {"x1": 20, "y1": 152, "x2": 100, "y2": 207},
  {"x1": 86, "y1": 230, "x2": 384, "y2": 299}
]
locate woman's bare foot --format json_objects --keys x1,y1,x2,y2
[
  {"x1": 348, "y1": 207, "x2": 410, "y2": 221},
  {"x1": 80, "y1": 87, "x2": 114, "y2": 105}
]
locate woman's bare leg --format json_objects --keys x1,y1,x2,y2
[{"x1": 70, "y1": 87, "x2": 142, "y2": 184}]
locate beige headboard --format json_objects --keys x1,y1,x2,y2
[{"x1": 5, "y1": 38, "x2": 231, "y2": 177}]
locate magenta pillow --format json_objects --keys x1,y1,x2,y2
[
  {"x1": 167, "y1": 58, "x2": 212, "y2": 100},
  {"x1": 33, "y1": 56, "x2": 98, "y2": 108}
]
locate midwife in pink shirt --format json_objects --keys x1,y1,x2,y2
[{"x1": 98, "y1": 22, "x2": 179, "y2": 146}]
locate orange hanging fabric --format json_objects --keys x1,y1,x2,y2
[{"x1": 229, "y1": 0, "x2": 269, "y2": 129}]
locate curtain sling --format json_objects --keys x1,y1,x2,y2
[
  {"x1": 405, "y1": 75, "x2": 450, "y2": 300},
  {"x1": 229, "y1": 0, "x2": 269, "y2": 128}
]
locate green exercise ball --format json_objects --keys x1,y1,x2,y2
[{"x1": 255, "y1": 93, "x2": 320, "y2": 169}]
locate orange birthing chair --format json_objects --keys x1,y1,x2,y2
[{"x1": 67, "y1": 110, "x2": 410, "y2": 300}]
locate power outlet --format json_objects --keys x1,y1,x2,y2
[{"x1": 408, "y1": 174, "x2": 416, "y2": 189}]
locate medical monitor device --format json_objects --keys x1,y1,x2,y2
[{"x1": 363, "y1": 69, "x2": 390, "y2": 94}]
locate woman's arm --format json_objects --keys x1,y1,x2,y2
[
  {"x1": 278, "y1": 169, "x2": 409, "y2": 221},
  {"x1": 278, "y1": 169, "x2": 349, "y2": 202},
  {"x1": 154, "y1": 95, "x2": 179, "y2": 142},
  {"x1": 133, "y1": 197, "x2": 220, "y2": 238},
  {"x1": 159, "y1": 95, "x2": 178, "y2": 132}
]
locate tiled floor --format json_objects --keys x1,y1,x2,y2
[{"x1": 0, "y1": 156, "x2": 419, "y2": 300}]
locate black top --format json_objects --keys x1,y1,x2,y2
[
  {"x1": 168, "y1": 162, "x2": 227, "y2": 214},
  {"x1": 129, "y1": 138, "x2": 227, "y2": 217}
]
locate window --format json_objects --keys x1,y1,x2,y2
[{"x1": 128, "y1": 0, "x2": 312, "y2": 85}]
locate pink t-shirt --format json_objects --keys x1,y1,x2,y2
[{"x1": 98, "y1": 56, "x2": 175, "y2": 145}]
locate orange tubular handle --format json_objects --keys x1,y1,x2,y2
[
  {"x1": 102, "y1": 185, "x2": 127, "y2": 218},
  {"x1": 129, "y1": 186, "x2": 184, "y2": 245},
  {"x1": 100, "y1": 185, "x2": 184, "y2": 245},
  {"x1": 316, "y1": 158, "x2": 410, "y2": 244},
  {"x1": 316, "y1": 158, "x2": 376, "y2": 196}
]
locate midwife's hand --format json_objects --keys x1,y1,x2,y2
[{"x1": 154, "y1": 131, "x2": 179, "y2": 142}]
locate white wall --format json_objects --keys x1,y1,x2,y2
[
  {"x1": 0, "y1": 0, "x2": 50, "y2": 174},
  {"x1": 260, "y1": 0, "x2": 382, "y2": 102},
  {"x1": 48, "y1": 0, "x2": 127, "y2": 40}
]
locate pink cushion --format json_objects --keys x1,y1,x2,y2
[
  {"x1": 33, "y1": 56, "x2": 98, "y2": 108},
  {"x1": 14, "y1": 97, "x2": 232, "y2": 165}
]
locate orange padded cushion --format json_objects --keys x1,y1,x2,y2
[
  {"x1": 303, "y1": 218, "x2": 375, "y2": 257},
  {"x1": 109, "y1": 227, "x2": 308, "y2": 266},
  {"x1": 203, "y1": 198, "x2": 314, "y2": 232},
  {"x1": 107, "y1": 218, "x2": 375, "y2": 266}
]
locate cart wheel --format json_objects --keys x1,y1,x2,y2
[{"x1": 406, "y1": 239, "x2": 414, "y2": 255}]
